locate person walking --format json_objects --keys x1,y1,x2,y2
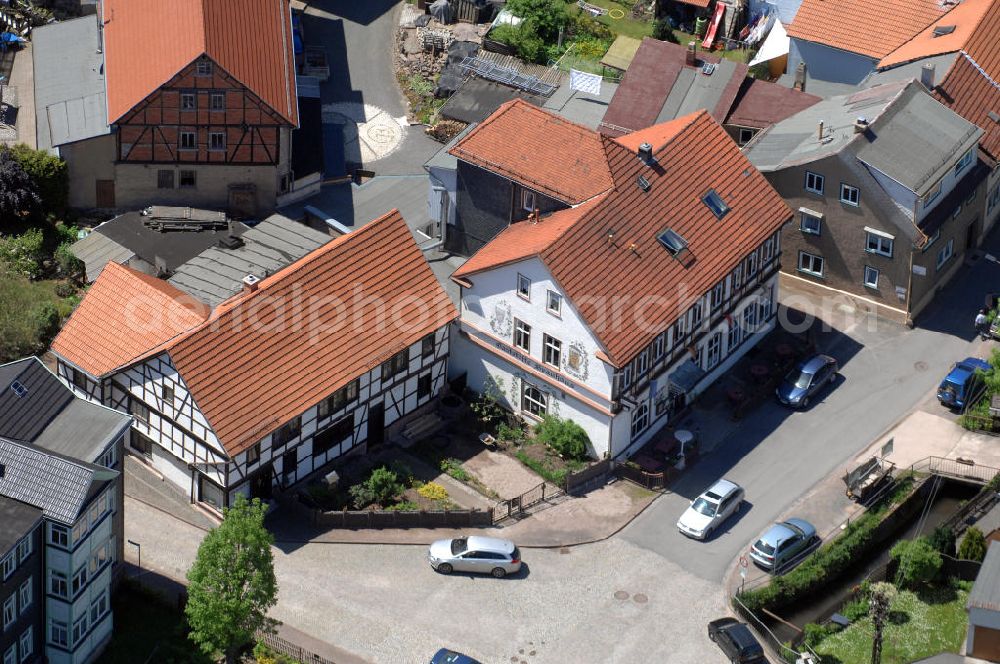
[{"x1": 975, "y1": 308, "x2": 990, "y2": 339}]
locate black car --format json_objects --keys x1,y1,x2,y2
[{"x1": 708, "y1": 618, "x2": 766, "y2": 663}]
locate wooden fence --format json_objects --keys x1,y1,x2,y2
[
  {"x1": 309, "y1": 506, "x2": 493, "y2": 529},
  {"x1": 564, "y1": 458, "x2": 613, "y2": 495},
  {"x1": 615, "y1": 463, "x2": 671, "y2": 491},
  {"x1": 257, "y1": 630, "x2": 338, "y2": 664}
]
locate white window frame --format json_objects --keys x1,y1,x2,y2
[
  {"x1": 636, "y1": 350, "x2": 649, "y2": 376},
  {"x1": 71, "y1": 614, "x2": 88, "y2": 644},
  {"x1": 738, "y1": 127, "x2": 755, "y2": 145},
  {"x1": 516, "y1": 273, "x2": 531, "y2": 301},
  {"x1": 209, "y1": 132, "x2": 226, "y2": 151},
  {"x1": 804, "y1": 171, "x2": 824, "y2": 195},
  {"x1": 179, "y1": 131, "x2": 197, "y2": 150},
  {"x1": 520, "y1": 189, "x2": 537, "y2": 213},
  {"x1": 800, "y1": 211, "x2": 822, "y2": 235},
  {"x1": 728, "y1": 319, "x2": 743, "y2": 350},
  {"x1": 936, "y1": 238, "x2": 954, "y2": 269},
  {"x1": 195, "y1": 60, "x2": 213, "y2": 76},
  {"x1": 48, "y1": 524, "x2": 68, "y2": 549},
  {"x1": 840, "y1": 183, "x2": 860, "y2": 206},
  {"x1": 521, "y1": 384, "x2": 547, "y2": 418},
  {"x1": 690, "y1": 301, "x2": 703, "y2": 329},
  {"x1": 18, "y1": 626, "x2": 30, "y2": 662},
  {"x1": 180, "y1": 92, "x2": 196, "y2": 110},
  {"x1": 865, "y1": 230, "x2": 894, "y2": 258},
  {"x1": 546, "y1": 290, "x2": 561, "y2": 316},
  {"x1": 798, "y1": 251, "x2": 824, "y2": 277},
  {"x1": 923, "y1": 181, "x2": 942, "y2": 208},
  {"x1": 48, "y1": 570, "x2": 67, "y2": 598},
  {"x1": 210, "y1": 92, "x2": 225, "y2": 110},
  {"x1": 15, "y1": 539, "x2": 29, "y2": 565},
  {"x1": 706, "y1": 333, "x2": 722, "y2": 369},
  {"x1": 711, "y1": 281, "x2": 724, "y2": 311},
  {"x1": 2, "y1": 595, "x2": 14, "y2": 629},
  {"x1": 955, "y1": 147, "x2": 974, "y2": 175},
  {"x1": 746, "y1": 252, "x2": 758, "y2": 277},
  {"x1": 621, "y1": 364, "x2": 633, "y2": 390},
  {"x1": 513, "y1": 318, "x2": 531, "y2": 353},
  {"x1": 71, "y1": 565, "x2": 88, "y2": 598},
  {"x1": 89, "y1": 590, "x2": 109, "y2": 624},
  {"x1": 18, "y1": 580, "x2": 30, "y2": 614},
  {"x1": 3, "y1": 644, "x2": 13, "y2": 664},
  {"x1": 542, "y1": 334, "x2": 562, "y2": 368},
  {"x1": 48, "y1": 619, "x2": 67, "y2": 648},
  {"x1": 653, "y1": 333, "x2": 665, "y2": 361},
  {"x1": 1, "y1": 553, "x2": 13, "y2": 580},
  {"x1": 630, "y1": 402, "x2": 649, "y2": 439},
  {"x1": 863, "y1": 266, "x2": 879, "y2": 289}
]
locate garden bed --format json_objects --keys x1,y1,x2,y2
[{"x1": 513, "y1": 439, "x2": 586, "y2": 486}]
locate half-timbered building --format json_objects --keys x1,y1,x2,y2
[
  {"x1": 51, "y1": 211, "x2": 457, "y2": 509},
  {"x1": 449, "y1": 102, "x2": 792, "y2": 459},
  {"x1": 32, "y1": 0, "x2": 298, "y2": 214}
]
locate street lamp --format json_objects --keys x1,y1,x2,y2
[{"x1": 127, "y1": 539, "x2": 141, "y2": 585}]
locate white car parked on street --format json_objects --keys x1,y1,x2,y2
[{"x1": 676, "y1": 479, "x2": 745, "y2": 540}]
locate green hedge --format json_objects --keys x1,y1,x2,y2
[{"x1": 736, "y1": 477, "x2": 916, "y2": 613}]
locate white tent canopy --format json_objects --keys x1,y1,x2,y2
[{"x1": 749, "y1": 20, "x2": 789, "y2": 67}]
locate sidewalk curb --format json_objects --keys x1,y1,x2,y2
[{"x1": 718, "y1": 398, "x2": 929, "y2": 608}]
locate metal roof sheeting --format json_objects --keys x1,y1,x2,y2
[{"x1": 968, "y1": 542, "x2": 1000, "y2": 611}]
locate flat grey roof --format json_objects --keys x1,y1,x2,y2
[
  {"x1": 657, "y1": 58, "x2": 740, "y2": 123},
  {"x1": 0, "y1": 357, "x2": 129, "y2": 463},
  {"x1": 425, "y1": 123, "x2": 476, "y2": 172},
  {"x1": 0, "y1": 496, "x2": 41, "y2": 556},
  {"x1": 542, "y1": 80, "x2": 618, "y2": 130},
  {"x1": 32, "y1": 16, "x2": 109, "y2": 151},
  {"x1": 168, "y1": 214, "x2": 331, "y2": 307},
  {"x1": 968, "y1": 542, "x2": 1000, "y2": 612}
]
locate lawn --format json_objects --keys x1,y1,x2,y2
[
  {"x1": 568, "y1": 0, "x2": 654, "y2": 39},
  {"x1": 97, "y1": 581, "x2": 212, "y2": 664},
  {"x1": 814, "y1": 580, "x2": 971, "y2": 664},
  {"x1": 0, "y1": 276, "x2": 80, "y2": 363}
]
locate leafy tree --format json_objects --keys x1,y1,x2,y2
[
  {"x1": 868, "y1": 582, "x2": 898, "y2": 664},
  {"x1": 348, "y1": 467, "x2": 402, "y2": 508},
  {"x1": 506, "y1": 0, "x2": 568, "y2": 43},
  {"x1": 185, "y1": 495, "x2": 278, "y2": 664},
  {"x1": 489, "y1": 23, "x2": 547, "y2": 63},
  {"x1": 535, "y1": 415, "x2": 591, "y2": 460},
  {"x1": 890, "y1": 538, "x2": 942, "y2": 588},
  {"x1": 7, "y1": 144, "x2": 68, "y2": 214},
  {"x1": 958, "y1": 526, "x2": 988, "y2": 562},
  {"x1": 927, "y1": 525, "x2": 956, "y2": 557},
  {"x1": 0, "y1": 150, "x2": 40, "y2": 222},
  {"x1": 470, "y1": 375, "x2": 506, "y2": 427}
]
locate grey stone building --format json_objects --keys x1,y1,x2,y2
[{"x1": 744, "y1": 80, "x2": 987, "y2": 324}]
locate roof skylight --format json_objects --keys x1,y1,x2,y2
[
  {"x1": 702, "y1": 189, "x2": 730, "y2": 219},
  {"x1": 10, "y1": 381, "x2": 27, "y2": 398},
  {"x1": 657, "y1": 228, "x2": 688, "y2": 256}
]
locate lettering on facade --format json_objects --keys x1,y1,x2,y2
[{"x1": 494, "y1": 339, "x2": 580, "y2": 393}]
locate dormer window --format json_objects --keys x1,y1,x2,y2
[
  {"x1": 701, "y1": 189, "x2": 730, "y2": 219},
  {"x1": 196, "y1": 60, "x2": 213, "y2": 76},
  {"x1": 521, "y1": 190, "x2": 536, "y2": 213}
]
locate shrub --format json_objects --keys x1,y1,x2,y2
[
  {"x1": 0, "y1": 150, "x2": 41, "y2": 220},
  {"x1": 252, "y1": 641, "x2": 300, "y2": 664},
  {"x1": 0, "y1": 228, "x2": 45, "y2": 279},
  {"x1": 7, "y1": 144, "x2": 68, "y2": 214},
  {"x1": 32, "y1": 303, "x2": 60, "y2": 346},
  {"x1": 347, "y1": 482, "x2": 376, "y2": 509},
  {"x1": 348, "y1": 467, "x2": 402, "y2": 508},
  {"x1": 506, "y1": 0, "x2": 568, "y2": 42},
  {"x1": 489, "y1": 23, "x2": 547, "y2": 63},
  {"x1": 890, "y1": 538, "x2": 942, "y2": 588},
  {"x1": 841, "y1": 595, "x2": 870, "y2": 622},
  {"x1": 385, "y1": 501, "x2": 420, "y2": 512},
  {"x1": 417, "y1": 482, "x2": 449, "y2": 501},
  {"x1": 802, "y1": 622, "x2": 841, "y2": 649},
  {"x1": 958, "y1": 526, "x2": 988, "y2": 562},
  {"x1": 470, "y1": 375, "x2": 506, "y2": 426},
  {"x1": 54, "y1": 242, "x2": 82, "y2": 278},
  {"x1": 928, "y1": 525, "x2": 956, "y2": 557},
  {"x1": 534, "y1": 416, "x2": 590, "y2": 460},
  {"x1": 652, "y1": 18, "x2": 680, "y2": 43},
  {"x1": 440, "y1": 458, "x2": 470, "y2": 482},
  {"x1": 573, "y1": 36, "x2": 611, "y2": 60},
  {"x1": 496, "y1": 421, "x2": 526, "y2": 444}
]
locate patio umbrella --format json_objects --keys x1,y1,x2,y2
[{"x1": 0, "y1": 33, "x2": 26, "y2": 44}]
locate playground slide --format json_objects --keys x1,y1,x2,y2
[{"x1": 702, "y1": 3, "x2": 726, "y2": 50}]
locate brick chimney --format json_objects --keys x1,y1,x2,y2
[{"x1": 686, "y1": 41, "x2": 697, "y2": 67}]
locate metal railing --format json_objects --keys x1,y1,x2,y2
[{"x1": 911, "y1": 456, "x2": 1000, "y2": 485}]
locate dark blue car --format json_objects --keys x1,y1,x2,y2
[
  {"x1": 937, "y1": 357, "x2": 990, "y2": 409},
  {"x1": 776, "y1": 354, "x2": 839, "y2": 409},
  {"x1": 430, "y1": 649, "x2": 482, "y2": 664}
]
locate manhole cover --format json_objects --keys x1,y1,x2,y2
[
  {"x1": 633, "y1": 593, "x2": 648, "y2": 604},
  {"x1": 559, "y1": 547, "x2": 570, "y2": 555},
  {"x1": 614, "y1": 590, "x2": 629, "y2": 600},
  {"x1": 914, "y1": 361, "x2": 929, "y2": 372}
]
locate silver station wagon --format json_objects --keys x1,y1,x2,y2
[{"x1": 428, "y1": 536, "x2": 522, "y2": 578}]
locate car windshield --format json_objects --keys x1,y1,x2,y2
[
  {"x1": 692, "y1": 498, "x2": 717, "y2": 516},
  {"x1": 754, "y1": 539, "x2": 775, "y2": 555},
  {"x1": 785, "y1": 368, "x2": 812, "y2": 389},
  {"x1": 450, "y1": 538, "x2": 468, "y2": 555}
]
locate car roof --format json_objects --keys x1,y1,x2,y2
[
  {"x1": 783, "y1": 517, "x2": 816, "y2": 536},
  {"x1": 799, "y1": 354, "x2": 834, "y2": 373},
  {"x1": 958, "y1": 357, "x2": 991, "y2": 371},
  {"x1": 465, "y1": 536, "x2": 515, "y2": 553},
  {"x1": 704, "y1": 478, "x2": 739, "y2": 499},
  {"x1": 723, "y1": 622, "x2": 762, "y2": 651}
]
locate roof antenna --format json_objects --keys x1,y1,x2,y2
[{"x1": 606, "y1": 230, "x2": 616, "y2": 246}]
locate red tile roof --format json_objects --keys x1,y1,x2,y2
[
  {"x1": 453, "y1": 110, "x2": 792, "y2": 366},
  {"x1": 52, "y1": 263, "x2": 209, "y2": 377},
  {"x1": 878, "y1": 0, "x2": 993, "y2": 69},
  {"x1": 934, "y1": 0, "x2": 1000, "y2": 161},
  {"x1": 725, "y1": 79, "x2": 822, "y2": 129},
  {"x1": 599, "y1": 38, "x2": 747, "y2": 137},
  {"x1": 448, "y1": 100, "x2": 613, "y2": 205},
  {"x1": 103, "y1": 0, "x2": 298, "y2": 125},
  {"x1": 167, "y1": 210, "x2": 457, "y2": 456},
  {"x1": 787, "y1": 0, "x2": 951, "y2": 59},
  {"x1": 452, "y1": 196, "x2": 606, "y2": 279}
]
